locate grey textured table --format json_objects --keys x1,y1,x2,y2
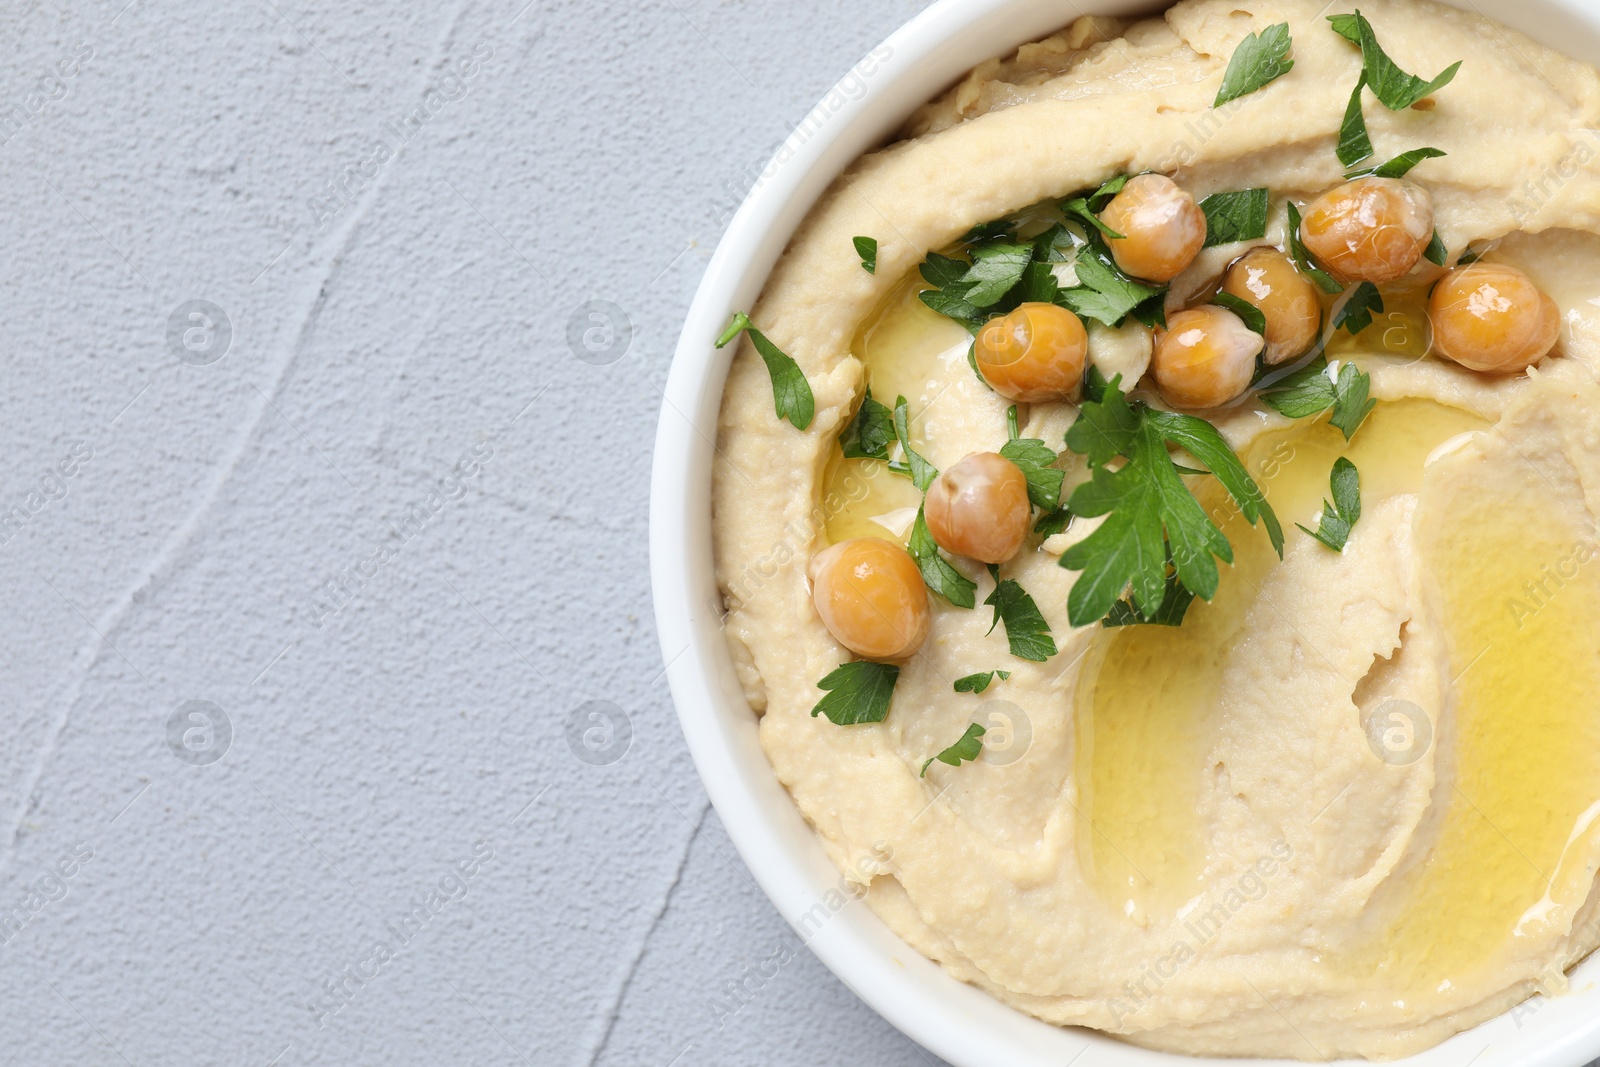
[{"x1": 0, "y1": 0, "x2": 948, "y2": 1064}]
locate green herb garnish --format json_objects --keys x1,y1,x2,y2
[
  {"x1": 1333, "y1": 280, "x2": 1384, "y2": 334},
  {"x1": 1258, "y1": 357, "x2": 1376, "y2": 440},
  {"x1": 1331, "y1": 11, "x2": 1461, "y2": 111},
  {"x1": 716, "y1": 312, "x2": 815, "y2": 430},
  {"x1": 1058, "y1": 234, "x2": 1166, "y2": 327},
  {"x1": 1211, "y1": 292, "x2": 1267, "y2": 335},
  {"x1": 890, "y1": 395, "x2": 938, "y2": 491},
  {"x1": 985, "y1": 571, "x2": 1058, "y2": 661},
  {"x1": 839, "y1": 386, "x2": 894, "y2": 460},
  {"x1": 918, "y1": 253, "x2": 986, "y2": 333},
  {"x1": 999, "y1": 437, "x2": 1065, "y2": 512},
  {"x1": 853, "y1": 235, "x2": 878, "y2": 274},
  {"x1": 812, "y1": 661, "x2": 899, "y2": 726},
  {"x1": 1298, "y1": 457, "x2": 1362, "y2": 551},
  {"x1": 1285, "y1": 202, "x2": 1344, "y2": 294},
  {"x1": 962, "y1": 241, "x2": 1035, "y2": 307},
  {"x1": 1337, "y1": 78, "x2": 1373, "y2": 168},
  {"x1": 920, "y1": 722, "x2": 986, "y2": 776},
  {"x1": 909, "y1": 507, "x2": 977, "y2": 608},
  {"x1": 1200, "y1": 188, "x2": 1270, "y2": 247},
  {"x1": 1058, "y1": 376, "x2": 1282, "y2": 627},
  {"x1": 953, "y1": 669, "x2": 1010, "y2": 694},
  {"x1": 1061, "y1": 175, "x2": 1130, "y2": 239},
  {"x1": 1104, "y1": 568, "x2": 1197, "y2": 627},
  {"x1": 1424, "y1": 231, "x2": 1448, "y2": 266},
  {"x1": 1033, "y1": 506, "x2": 1073, "y2": 536},
  {"x1": 1214, "y1": 22, "x2": 1295, "y2": 107},
  {"x1": 1346, "y1": 146, "x2": 1445, "y2": 180}
]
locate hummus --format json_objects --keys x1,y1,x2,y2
[{"x1": 711, "y1": 0, "x2": 1600, "y2": 1058}]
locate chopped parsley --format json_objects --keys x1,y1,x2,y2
[
  {"x1": 909, "y1": 507, "x2": 977, "y2": 608},
  {"x1": 715, "y1": 312, "x2": 815, "y2": 429},
  {"x1": 1104, "y1": 568, "x2": 1197, "y2": 627},
  {"x1": 1298, "y1": 456, "x2": 1362, "y2": 551},
  {"x1": 1333, "y1": 280, "x2": 1384, "y2": 335},
  {"x1": 1285, "y1": 202, "x2": 1344, "y2": 294},
  {"x1": 1214, "y1": 22, "x2": 1295, "y2": 107},
  {"x1": 1424, "y1": 231, "x2": 1448, "y2": 266},
  {"x1": 962, "y1": 241, "x2": 1036, "y2": 307},
  {"x1": 891, "y1": 395, "x2": 938, "y2": 491},
  {"x1": 985, "y1": 570, "x2": 1058, "y2": 661},
  {"x1": 1058, "y1": 375, "x2": 1283, "y2": 627},
  {"x1": 1059, "y1": 233, "x2": 1165, "y2": 327},
  {"x1": 1346, "y1": 146, "x2": 1446, "y2": 180},
  {"x1": 1330, "y1": 11, "x2": 1461, "y2": 111},
  {"x1": 1258, "y1": 357, "x2": 1376, "y2": 440},
  {"x1": 998, "y1": 437, "x2": 1066, "y2": 512},
  {"x1": 1033, "y1": 506, "x2": 1073, "y2": 537},
  {"x1": 1211, "y1": 291, "x2": 1267, "y2": 335},
  {"x1": 918, "y1": 253, "x2": 986, "y2": 333},
  {"x1": 839, "y1": 386, "x2": 894, "y2": 460},
  {"x1": 1337, "y1": 78, "x2": 1373, "y2": 168},
  {"x1": 812, "y1": 661, "x2": 899, "y2": 725},
  {"x1": 953, "y1": 669, "x2": 1010, "y2": 694},
  {"x1": 1062, "y1": 175, "x2": 1130, "y2": 239},
  {"x1": 853, "y1": 235, "x2": 878, "y2": 274},
  {"x1": 920, "y1": 723, "x2": 986, "y2": 776},
  {"x1": 1200, "y1": 187, "x2": 1270, "y2": 247}
]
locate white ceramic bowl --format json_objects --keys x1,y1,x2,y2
[{"x1": 649, "y1": 2, "x2": 1600, "y2": 1064}]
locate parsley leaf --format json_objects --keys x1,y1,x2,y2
[
  {"x1": 984, "y1": 575, "x2": 1058, "y2": 661},
  {"x1": 1200, "y1": 188, "x2": 1270, "y2": 247},
  {"x1": 1346, "y1": 146, "x2": 1445, "y2": 180},
  {"x1": 1058, "y1": 235, "x2": 1166, "y2": 327},
  {"x1": 962, "y1": 242, "x2": 1034, "y2": 307},
  {"x1": 999, "y1": 437, "x2": 1065, "y2": 511},
  {"x1": 854, "y1": 235, "x2": 878, "y2": 274},
  {"x1": 1335, "y1": 10, "x2": 1461, "y2": 110},
  {"x1": 1215, "y1": 22, "x2": 1294, "y2": 107},
  {"x1": 812, "y1": 661, "x2": 899, "y2": 726},
  {"x1": 918, "y1": 253, "x2": 986, "y2": 333},
  {"x1": 1297, "y1": 456, "x2": 1362, "y2": 550},
  {"x1": 1333, "y1": 280, "x2": 1384, "y2": 334},
  {"x1": 1061, "y1": 175, "x2": 1131, "y2": 238},
  {"x1": 1286, "y1": 202, "x2": 1344, "y2": 294},
  {"x1": 1328, "y1": 361, "x2": 1377, "y2": 439},
  {"x1": 1033, "y1": 506, "x2": 1073, "y2": 536},
  {"x1": 1104, "y1": 569, "x2": 1197, "y2": 627},
  {"x1": 909, "y1": 507, "x2": 977, "y2": 608},
  {"x1": 921, "y1": 722, "x2": 986, "y2": 776},
  {"x1": 1337, "y1": 77, "x2": 1373, "y2": 168},
  {"x1": 953, "y1": 669, "x2": 1010, "y2": 694},
  {"x1": 839, "y1": 387, "x2": 894, "y2": 460},
  {"x1": 1059, "y1": 379, "x2": 1281, "y2": 626},
  {"x1": 715, "y1": 312, "x2": 815, "y2": 430},
  {"x1": 1258, "y1": 356, "x2": 1338, "y2": 418},
  {"x1": 891, "y1": 395, "x2": 938, "y2": 491},
  {"x1": 1211, "y1": 292, "x2": 1267, "y2": 335},
  {"x1": 1424, "y1": 231, "x2": 1448, "y2": 266},
  {"x1": 1258, "y1": 357, "x2": 1375, "y2": 440}
]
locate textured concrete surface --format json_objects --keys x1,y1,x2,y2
[{"x1": 0, "y1": 0, "x2": 946, "y2": 1064}]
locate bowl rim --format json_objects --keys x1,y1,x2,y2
[{"x1": 648, "y1": 1, "x2": 1600, "y2": 1064}]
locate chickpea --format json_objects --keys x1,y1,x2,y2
[
  {"x1": 1300, "y1": 177, "x2": 1434, "y2": 285},
  {"x1": 974, "y1": 301, "x2": 1088, "y2": 402},
  {"x1": 1429, "y1": 263, "x2": 1559, "y2": 374},
  {"x1": 1149, "y1": 305, "x2": 1263, "y2": 410},
  {"x1": 1098, "y1": 174, "x2": 1207, "y2": 282},
  {"x1": 810, "y1": 538, "x2": 930, "y2": 662},
  {"x1": 1221, "y1": 248, "x2": 1321, "y2": 365},
  {"x1": 924, "y1": 453, "x2": 1033, "y2": 565}
]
